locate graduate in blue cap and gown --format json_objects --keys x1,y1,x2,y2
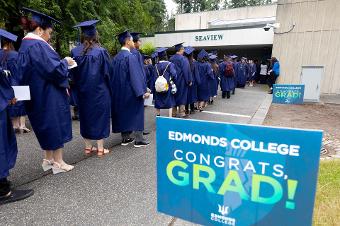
[
  {"x1": 208, "y1": 54, "x2": 219, "y2": 104},
  {"x1": 152, "y1": 47, "x2": 177, "y2": 117},
  {"x1": 219, "y1": 55, "x2": 235, "y2": 99},
  {"x1": 71, "y1": 20, "x2": 111, "y2": 157},
  {"x1": 196, "y1": 49, "x2": 214, "y2": 110},
  {"x1": 235, "y1": 57, "x2": 249, "y2": 88},
  {"x1": 0, "y1": 68, "x2": 34, "y2": 205},
  {"x1": 184, "y1": 46, "x2": 200, "y2": 114},
  {"x1": 0, "y1": 29, "x2": 30, "y2": 134},
  {"x1": 170, "y1": 42, "x2": 192, "y2": 117},
  {"x1": 143, "y1": 54, "x2": 154, "y2": 90},
  {"x1": 17, "y1": 7, "x2": 76, "y2": 174},
  {"x1": 230, "y1": 55, "x2": 238, "y2": 94},
  {"x1": 110, "y1": 30, "x2": 150, "y2": 148},
  {"x1": 131, "y1": 32, "x2": 151, "y2": 136}
]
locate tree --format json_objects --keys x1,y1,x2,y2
[
  {"x1": 0, "y1": 0, "x2": 167, "y2": 55},
  {"x1": 224, "y1": 0, "x2": 272, "y2": 8}
]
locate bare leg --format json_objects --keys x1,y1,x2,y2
[
  {"x1": 84, "y1": 139, "x2": 92, "y2": 149},
  {"x1": 53, "y1": 149, "x2": 64, "y2": 164},
  {"x1": 156, "y1": 109, "x2": 160, "y2": 116},
  {"x1": 168, "y1": 108, "x2": 173, "y2": 117},
  {"x1": 172, "y1": 107, "x2": 177, "y2": 117},
  {"x1": 97, "y1": 139, "x2": 104, "y2": 150},
  {"x1": 19, "y1": 117, "x2": 26, "y2": 128},
  {"x1": 12, "y1": 117, "x2": 20, "y2": 129},
  {"x1": 44, "y1": 151, "x2": 54, "y2": 161}
]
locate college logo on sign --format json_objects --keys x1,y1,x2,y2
[
  {"x1": 195, "y1": 34, "x2": 224, "y2": 42},
  {"x1": 218, "y1": 204, "x2": 229, "y2": 216}
]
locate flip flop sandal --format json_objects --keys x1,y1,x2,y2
[
  {"x1": 97, "y1": 148, "x2": 110, "y2": 158},
  {"x1": 0, "y1": 189, "x2": 34, "y2": 206},
  {"x1": 84, "y1": 146, "x2": 97, "y2": 156}
]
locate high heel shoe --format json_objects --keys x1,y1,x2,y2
[
  {"x1": 52, "y1": 162, "x2": 74, "y2": 174},
  {"x1": 42, "y1": 159, "x2": 54, "y2": 172}
]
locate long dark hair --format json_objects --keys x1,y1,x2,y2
[
  {"x1": 1, "y1": 39, "x2": 15, "y2": 67},
  {"x1": 211, "y1": 61, "x2": 219, "y2": 74},
  {"x1": 185, "y1": 53, "x2": 195, "y2": 71},
  {"x1": 81, "y1": 33, "x2": 100, "y2": 55},
  {"x1": 20, "y1": 16, "x2": 49, "y2": 32}
]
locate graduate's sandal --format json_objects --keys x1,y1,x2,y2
[
  {"x1": 0, "y1": 189, "x2": 34, "y2": 206},
  {"x1": 52, "y1": 162, "x2": 74, "y2": 174},
  {"x1": 97, "y1": 149, "x2": 110, "y2": 158},
  {"x1": 84, "y1": 146, "x2": 97, "y2": 156},
  {"x1": 42, "y1": 159, "x2": 54, "y2": 172}
]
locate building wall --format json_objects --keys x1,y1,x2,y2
[
  {"x1": 175, "y1": 4, "x2": 277, "y2": 30},
  {"x1": 272, "y1": 0, "x2": 340, "y2": 94},
  {"x1": 141, "y1": 28, "x2": 274, "y2": 48}
]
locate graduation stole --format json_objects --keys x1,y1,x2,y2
[{"x1": 23, "y1": 33, "x2": 55, "y2": 51}]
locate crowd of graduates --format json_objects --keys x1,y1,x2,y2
[{"x1": 0, "y1": 8, "x2": 280, "y2": 205}]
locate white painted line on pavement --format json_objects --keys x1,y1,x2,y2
[{"x1": 201, "y1": 110, "x2": 252, "y2": 118}]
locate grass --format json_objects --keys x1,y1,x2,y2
[{"x1": 313, "y1": 160, "x2": 340, "y2": 226}]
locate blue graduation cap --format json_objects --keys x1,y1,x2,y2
[
  {"x1": 184, "y1": 46, "x2": 195, "y2": 55},
  {"x1": 230, "y1": 55, "x2": 238, "y2": 59},
  {"x1": 174, "y1": 42, "x2": 184, "y2": 52},
  {"x1": 116, "y1": 30, "x2": 132, "y2": 45},
  {"x1": 198, "y1": 49, "x2": 208, "y2": 60},
  {"x1": 0, "y1": 29, "x2": 18, "y2": 42},
  {"x1": 22, "y1": 7, "x2": 60, "y2": 28},
  {"x1": 74, "y1": 20, "x2": 99, "y2": 37},
  {"x1": 156, "y1": 47, "x2": 168, "y2": 57},
  {"x1": 151, "y1": 51, "x2": 158, "y2": 59},
  {"x1": 131, "y1": 32, "x2": 142, "y2": 42}
]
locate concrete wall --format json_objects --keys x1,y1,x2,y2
[
  {"x1": 272, "y1": 0, "x2": 340, "y2": 94},
  {"x1": 175, "y1": 4, "x2": 277, "y2": 30}
]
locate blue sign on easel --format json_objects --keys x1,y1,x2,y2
[
  {"x1": 273, "y1": 85, "x2": 305, "y2": 104},
  {"x1": 156, "y1": 117, "x2": 322, "y2": 226}
]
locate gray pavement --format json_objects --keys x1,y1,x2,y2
[{"x1": 0, "y1": 85, "x2": 270, "y2": 226}]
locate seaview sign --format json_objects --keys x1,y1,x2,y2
[
  {"x1": 273, "y1": 84, "x2": 305, "y2": 104},
  {"x1": 195, "y1": 34, "x2": 224, "y2": 42},
  {"x1": 157, "y1": 117, "x2": 322, "y2": 226}
]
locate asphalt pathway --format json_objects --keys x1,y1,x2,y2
[{"x1": 0, "y1": 85, "x2": 270, "y2": 226}]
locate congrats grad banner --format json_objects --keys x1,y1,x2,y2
[{"x1": 156, "y1": 117, "x2": 323, "y2": 226}]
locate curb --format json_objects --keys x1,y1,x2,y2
[{"x1": 249, "y1": 94, "x2": 273, "y2": 125}]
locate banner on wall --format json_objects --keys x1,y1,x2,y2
[{"x1": 156, "y1": 117, "x2": 322, "y2": 226}]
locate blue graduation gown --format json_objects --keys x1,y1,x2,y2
[
  {"x1": 153, "y1": 61, "x2": 177, "y2": 109},
  {"x1": 235, "y1": 63, "x2": 248, "y2": 87},
  {"x1": 187, "y1": 61, "x2": 200, "y2": 104},
  {"x1": 110, "y1": 49, "x2": 146, "y2": 133},
  {"x1": 71, "y1": 44, "x2": 111, "y2": 140},
  {"x1": 17, "y1": 39, "x2": 72, "y2": 150},
  {"x1": 197, "y1": 62, "x2": 214, "y2": 102},
  {"x1": 209, "y1": 68, "x2": 218, "y2": 97},
  {"x1": 144, "y1": 64, "x2": 154, "y2": 89},
  {"x1": 0, "y1": 50, "x2": 26, "y2": 117},
  {"x1": 131, "y1": 48, "x2": 147, "y2": 83},
  {"x1": 0, "y1": 70, "x2": 17, "y2": 179},
  {"x1": 170, "y1": 54, "x2": 192, "y2": 106},
  {"x1": 219, "y1": 62, "x2": 235, "y2": 92}
]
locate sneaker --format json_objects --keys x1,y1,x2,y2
[
  {"x1": 134, "y1": 141, "x2": 150, "y2": 148},
  {"x1": 121, "y1": 138, "x2": 135, "y2": 146}
]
